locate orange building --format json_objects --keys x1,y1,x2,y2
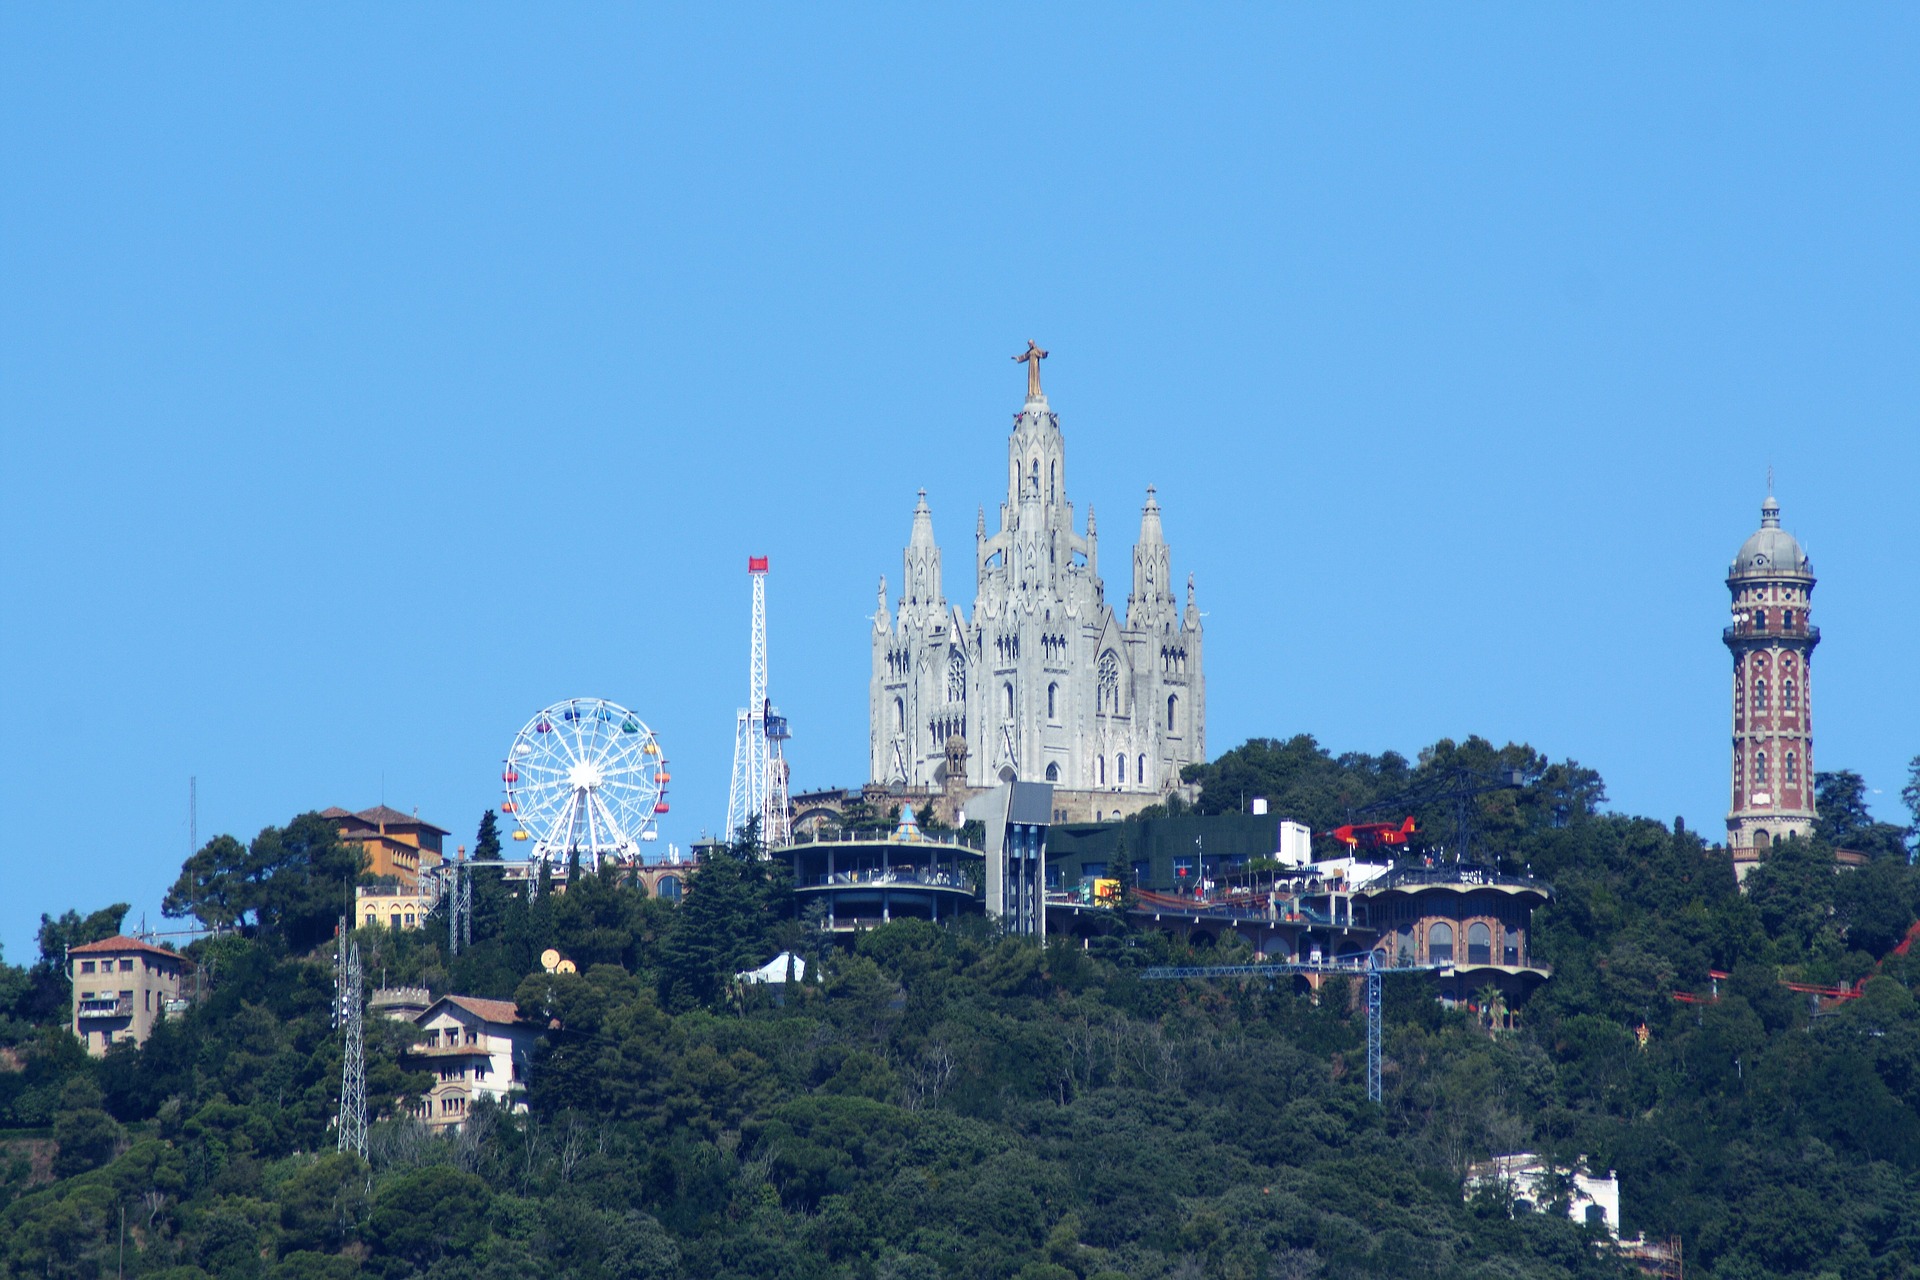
[{"x1": 323, "y1": 805, "x2": 450, "y2": 888}]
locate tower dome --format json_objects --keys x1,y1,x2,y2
[{"x1": 1729, "y1": 496, "x2": 1812, "y2": 580}]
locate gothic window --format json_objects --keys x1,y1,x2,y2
[
  {"x1": 1752, "y1": 678, "x2": 1767, "y2": 712},
  {"x1": 1047, "y1": 682, "x2": 1058, "y2": 720},
  {"x1": 1467, "y1": 922, "x2": 1492, "y2": 965},
  {"x1": 1097, "y1": 650, "x2": 1120, "y2": 714},
  {"x1": 1753, "y1": 750, "x2": 1768, "y2": 788},
  {"x1": 1003, "y1": 683, "x2": 1014, "y2": 719},
  {"x1": 1428, "y1": 922, "x2": 1454, "y2": 965},
  {"x1": 1138, "y1": 754, "x2": 1148, "y2": 785},
  {"x1": 1785, "y1": 751, "x2": 1799, "y2": 783},
  {"x1": 1049, "y1": 459, "x2": 1056, "y2": 503},
  {"x1": 1117, "y1": 754, "x2": 1127, "y2": 783},
  {"x1": 947, "y1": 651, "x2": 966, "y2": 704},
  {"x1": 892, "y1": 697, "x2": 903, "y2": 735},
  {"x1": 1167, "y1": 693, "x2": 1178, "y2": 732},
  {"x1": 1030, "y1": 459, "x2": 1039, "y2": 496},
  {"x1": 1045, "y1": 762, "x2": 1059, "y2": 782},
  {"x1": 1096, "y1": 756, "x2": 1105, "y2": 785}
]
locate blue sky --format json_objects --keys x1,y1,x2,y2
[{"x1": 3, "y1": 8, "x2": 1917, "y2": 962}]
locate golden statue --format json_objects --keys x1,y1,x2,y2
[{"x1": 1012, "y1": 339, "x2": 1048, "y2": 400}]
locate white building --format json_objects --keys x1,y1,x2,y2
[
  {"x1": 871, "y1": 348, "x2": 1205, "y2": 811},
  {"x1": 407, "y1": 995, "x2": 540, "y2": 1130},
  {"x1": 1466, "y1": 1153, "x2": 1621, "y2": 1238}
]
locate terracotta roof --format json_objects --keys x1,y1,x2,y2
[
  {"x1": 69, "y1": 935, "x2": 189, "y2": 963},
  {"x1": 319, "y1": 806, "x2": 354, "y2": 819},
  {"x1": 432, "y1": 994, "x2": 523, "y2": 1026},
  {"x1": 355, "y1": 805, "x2": 451, "y2": 834}
]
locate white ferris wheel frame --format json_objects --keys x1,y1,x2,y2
[{"x1": 504, "y1": 697, "x2": 667, "y2": 871}]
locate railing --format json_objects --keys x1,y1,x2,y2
[
  {"x1": 788, "y1": 827, "x2": 984, "y2": 851},
  {"x1": 1723, "y1": 623, "x2": 1820, "y2": 645},
  {"x1": 1374, "y1": 866, "x2": 1550, "y2": 893},
  {"x1": 799, "y1": 871, "x2": 975, "y2": 891},
  {"x1": 77, "y1": 996, "x2": 133, "y2": 1019}
]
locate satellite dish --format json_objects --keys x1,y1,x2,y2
[
  {"x1": 556, "y1": 959, "x2": 577, "y2": 975},
  {"x1": 540, "y1": 948, "x2": 560, "y2": 972}
]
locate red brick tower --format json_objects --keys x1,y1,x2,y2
[{"x1": 1724, "y1": 494, "x2": 1818, "y2": 863}]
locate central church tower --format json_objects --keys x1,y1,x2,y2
[{"x1": 870, "y1": 347, "x2": 1205, "y2": 808}]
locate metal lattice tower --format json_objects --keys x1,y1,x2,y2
[
  {"x1": 336, "y1": 933, "x2": 367, "y2": 1158},
  {"x1": 726, "y1": 556, "x2": 772, "y2": 843},
  {"x1": 764, "y1": 712, "x2": 792, "y2": 849},
  {"x1": 447, "y1": 857, "x2": 472, "y2": 957},
  {"x1": 1144, "y1": 955, "x2": 1441, "y2": 1105},
  {"x1": 1366, "y1": 953, "x2": 1383, "y2": 1104}
]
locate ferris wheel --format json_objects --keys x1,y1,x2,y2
[{"x1": 502, "y1": 697, "x2": 670, "y2": 870}]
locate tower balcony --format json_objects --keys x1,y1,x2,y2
[{"x1": 1723, "y1": 622, "x2": 1819, "y2": 649}]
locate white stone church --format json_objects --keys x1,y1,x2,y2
[{"x1": 869, "y1": 348, "x2": 1205, "y2": 819}]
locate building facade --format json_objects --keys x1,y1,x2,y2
[
  {"x1": 406, "y1": 995, "x2": 539, "y2": 1131},
  {"x1": 68, "y1": 936, "x2": 192, "y2": 1057},
  {"x1": 870, "y1": 349, "x2": 1205, "y2": 803},
  {"x1": 324, "y1": 805, "x2": 450, "y2": 888},
  {"x1": 1724, "y1": 494, "x2": 1818, "y2": 857}
]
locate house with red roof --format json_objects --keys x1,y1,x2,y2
[{"x1": 68, "y1": 936, "x2": 193, "y2": 1057}]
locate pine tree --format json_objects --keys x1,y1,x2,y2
[{"x1": 475, "y1": 810, "x2": 503, "y2": 861}]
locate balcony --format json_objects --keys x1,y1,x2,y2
[
  {"x1": 1723, "y1": 623, "x2": 1820, "y2": 648},
  {"x1": 77, "y1": 996, "x2": 132, "y2": 1019}
]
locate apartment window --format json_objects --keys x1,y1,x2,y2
[
  {"x1": 404, "y1": 913, "x2": 415, "y2": 927},
  {"x1": 119, "y1": 959, "x2": 134, "y2": 972},
  {"x1": 390, "y1": 914, "x2": 402, "y2": 929},
  {"x1": 466, "y1": 1029, "x2": 479, "y2": 1045},
  {"x1": 81, "y1": 961, "x2": 95, "y2": 974},
  {"x1": 425, "y1": 1030, "x2": 440, "y2": 1048},
  {"x1": 365, "y1": 913, "x2": 376, "y2": 928}
]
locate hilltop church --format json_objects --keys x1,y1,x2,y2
[{"x1": 867, "y1": 344, "x2": 1205, "y2": 822}]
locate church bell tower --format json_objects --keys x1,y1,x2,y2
[{"x1": 1724, "y1": 493, "x2": 1818, "y2": 856}]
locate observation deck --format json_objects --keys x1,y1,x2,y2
[
  {"x1": 783, "y1": 824, "x2": 983, "y2": 932},
  {"x1": 1722, "y1": 621, "x2": 1820, "y2": 650}
]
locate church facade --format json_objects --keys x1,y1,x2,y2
[{"x1": 869, "y1": 346, "x2": 1205, "y2": 814}]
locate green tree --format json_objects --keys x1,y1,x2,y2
[
  {"x1": 51, "y1": 1077, "x2": 123, "y2": 1178},
  {"x1": 475, "y1": 809, "x2": 503, "y2": 860},
  {"x1": 163, "y1": 815, "x2": 364, "y2": 949},
  {"x1": 1816, "y1": 769, "x2": 1909, "y2": 859}
]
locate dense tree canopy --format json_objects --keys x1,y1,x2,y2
[{"x1": 3, "y1": 745, "x2": 1920, "y2": 1278}]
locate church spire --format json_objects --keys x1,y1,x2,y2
[
  {"x1": 1128, "y1": 485, "x2": 1175, "y2": 630},
  {"x1": 902, "y1": 489, "x2": 944, "y2": 617}
]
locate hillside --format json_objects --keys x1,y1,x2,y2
[{"x1": 3, "y1": 735, "x2": 1919, "y2": 1280}]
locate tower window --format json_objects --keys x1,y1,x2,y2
[
  {"x1": 1752, "y1": 678, "x2": 1767, "y2": 712},
  {"x1": 892, "y1": 697, "x2": 904, "y2": 734},
  {"x1": 1003, "y1": 683, "x2": 1014, "y2": 718},
  {"x1": 1167, "y1": 693, "x2": 1178, "y2": 732},
  {"x1": 1784, "y1": 609, "x2": 1795, "y2": 628},
  {"x1": 1753, "y1": 751, "x2": 1769, "y2": 788},
  {"x1": 1785, "y1": 751, "x2": 1798, "y2": 783},
  {"x1": 947, "y1": 650, "x2": 967, "y2": 704},
  {"x1": 1782, "y1": 677, "x2": 1796, "y2": 710},
  {"x1": 1047, "y1": 682, "x2": 1057, "y2": 720}
]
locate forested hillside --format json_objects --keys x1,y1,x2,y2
[{"x1": 3, "y1": 736, "x2": 1919, "y2": 1280}]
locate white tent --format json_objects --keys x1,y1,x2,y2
[{"x1": 735, "y1": 952, "x2": 805, "y2": 985}]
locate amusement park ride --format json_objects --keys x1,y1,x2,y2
[
  {"x1": 501, "y1": 696, "x2": 671, "y2": 874},
  {"x1": 726, "y1": 555, "x2": 793, "y2": 847}
]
